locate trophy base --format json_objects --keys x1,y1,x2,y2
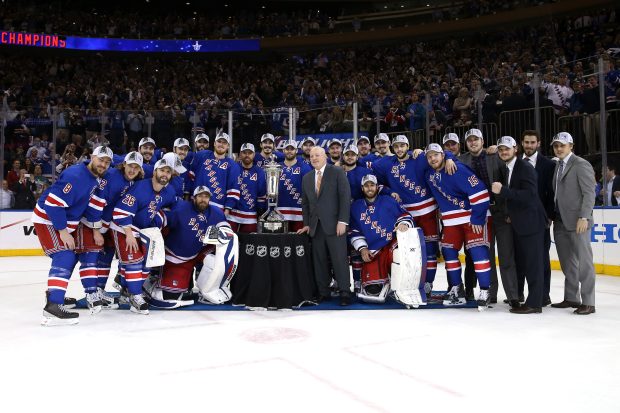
[{"x1": 258, "y1": 220, "x2": 288, "y2": 234}]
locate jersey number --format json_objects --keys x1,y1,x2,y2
[
  {"x1": 62, "y1": 183, "x2": 72, "y2": 194},
  {"x1": 122, "y1": 195, "x2": 136, "y2": 207}
]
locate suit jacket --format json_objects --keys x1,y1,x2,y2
[
  {"x1": 302, "y1": 164, "x2": 351, "y2": 237},
  {"x1": 552, "y1": 154, "x2": 595, "y2": 231},
  {"x1": 609, "y1": 175, "x2": 620, "y2": 206},
  {"x1": 458, "y1": 151, "x2": 506, "y2": 215},
  {"x1": 533, "y1": 153, "x2": 556, "y2": 220},
  {"x1": 497, "y1": 158, "x2": 547, "y2": 236}
]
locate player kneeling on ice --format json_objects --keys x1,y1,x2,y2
[
  {"x1": 349, "y1": 175, "x2": 427, "y2": 308},
  {"x1": 143, "y1": 185, "x2": 239, "y2": 308}
]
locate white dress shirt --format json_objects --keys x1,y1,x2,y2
[
  {"x1": 522, "y1": 151, "x2": 538, "y2": 168},
  {"x1": 506, "y1": 157, "x2": 517, "y2": 186}
]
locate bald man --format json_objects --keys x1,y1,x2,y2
[{"x1": 299, "y1": 147, "x2": 352, "y2": 305}]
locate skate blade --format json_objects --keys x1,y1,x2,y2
[
  {"x1": 477, "y1": 305, "x2": 488, "y2": 312},
  {"x1": 89, "y1": 306, "x2": 103, "y2": 316},
  {"x1": 129, "y1": 307, "x2": 149, "y2": 315},
  {"x1": 443, "y1": 299, "x2": 467, "y2": 306},
  {"x1": 41, "y1": 316, "x2": 79, "y2": 326},
  {"x1": 112, "y1": 282, "x2": 122, "y2": 291}
]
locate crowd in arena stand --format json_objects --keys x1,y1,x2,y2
[
  {"x1": 1, "y1": 1, "x2": 556, "y2": 39},
  {"x1": 1, "y1": 9, "x2": 620, "y2": 209}
]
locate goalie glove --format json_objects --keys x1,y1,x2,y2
[{"x1": 203, "y1": 225, "x2": 235, "y2": 245}]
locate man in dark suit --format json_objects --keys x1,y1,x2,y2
[
  {"x1": 521, "y1": 130, "x2": 556, "y2": 306},
  {"x1": 492, "y1": 136, "x2": 547, "y2": 313},
  {"x1": 601, "y1": 164, "x2": 620, "y2": 206},
  {"x1": 299, "y1": 147, "x2": 352, "y2": 306},
  {"x1": 458, "y1": 128, "x2": 508, "y2": 303}
]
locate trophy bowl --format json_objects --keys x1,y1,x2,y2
[{"x1": 258, "y1": 161, "x2": 288, "y2": 234}]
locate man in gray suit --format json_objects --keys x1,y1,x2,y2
[
  {"x1": 299, "y1": 147, "x2": 352, "y2": 306},
  {"x1": 458, "y1": 128, "x2": 510, "y2": 304},
  {"x1": 550, "y1": 132, "x2": 596, "y2": 315}
]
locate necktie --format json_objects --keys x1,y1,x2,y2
[
  {"x1": 524, "y1": 157, "x2": 531, "y2": 163},
  {"x1": 316, "y1": 170, "x2": 322, "y2": 195},
  {"x1": 554, "y1": 159, "x2": 565, "y2": 216}
]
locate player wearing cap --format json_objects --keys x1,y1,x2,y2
[
  {"x1": 442, "y1": 133, "x2": 461, "y2": 156},
  {"x1": 161, "y1": 151, "x2": 188, "y2": 200},
  {"x1": 32, "y1": 146, "x2": 114, "y2": 325},
  {"x1": 360, "y1": 133, "x2": 392, "y2": 169},
  {"x1": 185, "y1": 133, "x2": 209, "y2": 167},
  {"x1": 491, "y1": 136, "x2": 547, "y2": 313},
  {"x1": 349, "y1": 175, "x2": 426, "y2": 305},
  {"x1": 229, "y1": 143, "x2": 267, "y2": 233},
  {"x1": 548, "y1": 132, "x2": 596, "y2": 315},
  {"x1": 113, "y1": 137, "x2": 160, "y2": 179},
  {"x1": 425, "y1": 143, "x2": 492, "y2": 311},
  {"x1": 326, "y1": 139, "x2": 343, "y2": 165},
  {"x1": 278, "y1": 139, "x2": 312, "y2": 232},
  {"x1": 189, "y1": 132, "x2": 241, "y2": 216},
  {"x1": 110, "y1": 157, "x2": 177, "y2": 315},
  {"x1": 89, "y1": 151, "x2": 145, "y2": 309},
  {"x1": 255, "y1": 133, "x2": 284, "y2": 168},
  {"x1": 299, "y1": 136, "x2": 316, "y2": 164},
  {"x1": 356, "y1": 136, "x2": 372, "y2": 159},
  {"x1": 143, "y1": 185, "x2": 238, "y2": 308},
  {"x1": 373, "y1": 135, "x2": 455, "y2": 295}
]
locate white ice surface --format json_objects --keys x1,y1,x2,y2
[{"x1": 0, "y1": 256, "x2": 618, "y2": 413}]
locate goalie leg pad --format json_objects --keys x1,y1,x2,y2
[
  {"x1": 139, "y1": 227, "x2": 166, "y2": 268},
  {"x1": 196, "y1": 233, "x2": 238, "y2": 304},
  {"x1": 391, "y1": 228, "x2": 427, "y2": 307}
]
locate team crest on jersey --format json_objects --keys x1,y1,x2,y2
[
  {"x1": 257, "y1": 245, "x2": 267, "y2": 257},
  {"x1": 468, "y1": 175, "x2": 479, "y2": 187},
  {"x1": 245, "y1": 244, "x2": 255, "y2": 256},
  {"x1": 270, "y1": 246, "x2": 280, "y2": 258},
  {"x1": 284, "y1": 246, "x2": 291, "y2": 258},
  {"x1": 296, "y1": 245, "x2": 305, "y2": 257},
  {"x1": 63, "y1": 183, "x2": 72, "y2": 194}
]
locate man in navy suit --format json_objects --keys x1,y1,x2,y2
[
  {"x1": 492, "y1": 136, "x2": 547, "y2": 313},
  {"x1": 521, "y1": 130, "x2": 556, "y2": 306}
]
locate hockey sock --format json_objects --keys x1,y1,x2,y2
[
  {"x1": 96, "y1": 247, "x2": 115, "y2": 289},
  {"x1": 425, "y1": 240, "x2": 438, "y2": 284},
  {"x1": 123, "y1": 262, "x2": 144, "y2": 295},
  {"x1": 441, "y1": 247, "x2": 462, "y2": 287},
  {"x1": 78, "y1": 251, "x2": 99, "y2": 293},
  {"x1": 351, "y1": 254, "x2": 363, "y2": 282},
  {"x1": 468, "y1": 245, "x2": 492, "y2": 289},
  {"x1": 47, "y1": 250, "x2": 78, "y2": 304}
]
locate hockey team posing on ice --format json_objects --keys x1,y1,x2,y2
[{"x1": 33, "y1": 128, "x2": 588, "y2": 325}]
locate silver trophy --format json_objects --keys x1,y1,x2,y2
[{"x1": 258, "y1": 161, "x2": 288, "y2": 233}]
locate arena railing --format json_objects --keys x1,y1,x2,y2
[{"x1": 498, "y1": 107, "x2": 557, "y2": 149}]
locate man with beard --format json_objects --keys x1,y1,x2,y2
[
  {"x1": 113, "y1": 137, "x2": 160, "y2": 179},
  {"x1": 360, "y1": 133, "x2": 392, "y2": 169},
  {"x1": 185, "y1": 133, "x2": 209, "y2": 167},
  {"x1": 349, "y1": 175, "x2": 417, "y2": 303},
  {"x1": 356, "y1": 136, "x2": 372, "y2": 161},
  {"x1": 110, "y1": 157, "x2": 177, "y2": 315},
  {"x1": 326, "y1": 139, "x2": 343, "y2": 165},
  {"x1": 189, "y1": 133, "x2": 241, "y2": 217},
  {"x1": 229, "y1": 143, "x2": 266, "y2": 233},
  {"x1": 161, "y1": 151, "x2": 189, "y2": 200},
  {"x1": 299, "y1": 136, "x2": 316, "y2": 165},
  {"x1": 255, "y1": 133, "x2": 284, "y2": 168},
  {"x1": 144, "y1": 185, "x2": 234, "y2": 308},
  {"x1": 32, "y1": 146, "x2": 114, "y2": 326},
  {"x1": 519, "y1": 130, "x2": 556, "y2": 306},
  {"x1": 491, "y1": 136, "x2": 547, "y2": 313},
  {"x1": 373, "y1": 135, "x2": 455, "y2": 296},
  {"x1": 90, "y1": 151, "x2": 144, "y2": 310},
  {"x1": 425, "y1": 143, "x2": 492, "y2": 311},
  {"x1": 277, "y1": 139, "x2": 312, "y2": 232}
]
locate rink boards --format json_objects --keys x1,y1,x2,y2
[{"x1": 1, "y1": 208, "x2": 619, "y2": 275}]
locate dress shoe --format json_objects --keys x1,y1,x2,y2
[
  {"x1": 339, "y1": 292, "x2": 352, "y2": 306},
  {"x1": 574, "y1": 305, "x2": 595, "y2": 315},
  {"x1": 510, "y1": 306, "x2": 542, "y2": 314},
  {"x1": 508, "y1": 300, "x2": 521, "y2": 308},
  {"x1": 315, "y1": 295, "x2": 331, "y2": 304},
  {"x1": 542, "y1": 297, "x2": 552, "y2": 307},
  {"x1": 489, "y1": 297, "x2": 497, "y2": 304},
  {"x1": 550, "y1": 300, "x2": 580, "y2": 309}
]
